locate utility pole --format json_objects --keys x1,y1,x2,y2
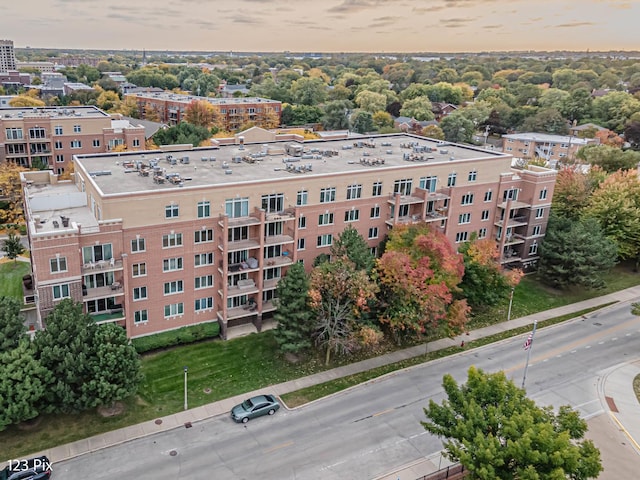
[{"x1": 521, "y1": 320, "x2": 538, "y2": 389}]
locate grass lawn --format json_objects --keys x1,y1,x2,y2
[
  {"x1": 0, "y1": 260, "x2": 30, "y2": 300},
  {"x1": 0, "y1": 263, "x2": 638, "y2": 460}
]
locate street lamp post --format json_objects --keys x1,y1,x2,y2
[
  {"x1": 506, "y1": 287, "x2": 515, "y2": 323},
  {"x1": 183, "y1": 366, "x2": 188, "y2": 411},
  {"x1": 521, "y1": 320, "x2": 538, "y2": 389}
]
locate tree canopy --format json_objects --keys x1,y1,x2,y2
[{"x1": 422, "y1": 366, "x2": 602, "y2": 480}]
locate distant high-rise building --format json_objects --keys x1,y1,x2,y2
[{"x1": 0, "y1": 40, "x2": 17, "y2": 72}]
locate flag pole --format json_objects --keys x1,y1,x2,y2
[{"x1": 521, "y1": 319, "x2": 537, "y2": 390}]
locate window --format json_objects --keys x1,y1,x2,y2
[
  {"x1": 484, "y1": 190, "x2": 493, "y2": 202},
  {"x1": 481, "y1": 210, "x2": 490, "y2": 221},
  {"x1": 54, "y1": 141, "x2": 63, "y2": 149},
  {"x1": 264, "y1": 267, "x2": 282, "y2": 280},
  {"x1": 455, "y1": 232, "x2": 469, "y2": 243},
  {"x1": 539, "y1": 188, "x2": 548, "y2": 200},
  {"x1": 162, "y1": 233, "x2": 183, "y2": 248},
  {"x1": 468, "y1": 170, "x2": 477, "y2": 182},
  {"x1": 529, "y1": 241, "x2": 538, "y2": 255},
  {"x1": 50, "y1": 256, "x2": 67, "y2": 273},
  {"x1": 535, "y1": 207, "x2": 544, "y2": 219},
  {"x1": 194, "y1": 201, "x2": 211, "y2": 218},
  {"x1": 461, "y1": 193, "x2": 474, "y2": 205},
  {"x1": 92, "y1": 139, "x2": 100, "y2": 148},
  {"x1": 71, "y1": 140, "x2": 82, "y2": 149},
  {"x1": 163, "y1": 257, "x2": 183, "y2": 272},
  {"x1": 29, "y1": 127, "x2": 46, "y2": 139},
  {"x1": 298, "y1": 215, "x2": 306, "y2": 229},
  {"x1": 52, "y1": 284, "x2": 70, "y2": 299},
  {"x1": 133, "y1": 138, "x2": 140, "y2": 147},
  {"x1": 503, "y1": 188, "x2": 518, "y2": 201},
  {"x1": 228, "y1": 226, "x2": 248, "y2": 242},
  {"x1": 133, "y1": 286, "x2": 147, "y2": 301},
  {"x1": 298, "y1": 238, "x2": 306, "y2": 250},
  {"x1": 459, "y1": 213, "x2": 471, "y2": 224},
  {"x1": 195, "y1": 297, "x2": 213, "y2": 311},
  {"x1": 195, "y1": 275, "x2": 213, "y2": 289},
  {"x1": 195, "y1": 253, "x2": 214, "y2": 266},
  {"x1": 372, "y1": 181, "x2": 383, "y2": 196},
  {"x1": 447, "y1": 173, "x2": 457, "y2": 187},
  {"x1": 5, "y1": 128, "x2": 23, "y2": 140},
  {"x1": 368, "y1": 227, "x2": 379, "y2": 239},
  {"x1": 131, "y1": 237, "x2": 146, "y2": 253},
  {"x1": 532, "y1": 225, "x2": 541, "y2": 236},
  {"x1": 225, "y1": 197, "x2": 249, "y2": 218},
  {"x1": 132, "y1": 263, "x2": 146, "y2": 277},
  {"x1": 317, "y1": 234, "x2": 333, "y2": 247},
  {"x1": 134, "y1": 310, "x2": 148, "y2": 324},
  {"x1": 370, "y1": 206, "x2": 380, "y2": 219},
  {"x1": 82, "y1": 243, "x2": 112, "y2": 263},
  {"x1": 265, "y1": 222, "x2": 283, "y2": 237},
  {"x1": 393, "y1": 178, "x2": 413, "y2": 196},
  {"x1": 261, "y1": 193, "x2": 284, "y2": 213},
  {"x1": 165, "y1": 204, "x2": 179, "y2": 218},
  {"x1": 478, "y1": 228, "x2": 487, "y2": 239},
  {"x1": 194, "y1": 229, "x2": 213, "y2": 243},
  {"x1": 164, "y1": 303, "x2": 184, "y2": 318},
  {"x1": 297, "y1": 190, "x2": 308, "y2": 206},
  {"x1": 73, "y1": 125, "x2": 81, "y2": 133},
  {"x1": 344, "y1": 209, "x2": 360, "y2": 222},
  {"x1": 419, "y1": 176, "x2": 437, "y2": 192},
  {"x1": 54, "y1": 125, "x2": 63, "y2": 135},
  {"x1": 264, "y1": 245, "x2": 282, "y2": 258},
  {"x1": 370, "y1": 246, "x2": 378, "y2": 257},
  {"x1": 55, "y1": 154, "x2": 64, "y2": 163},
  {"x1": 320, "y1": 187, "x2": 336, "y2": 203},
  {"x1": 318, "y1": 212, "x2": 334, "y2": 225},
  {"x1": 228, "y1": 250, "x2": 248, "y2": 265},
  {"x1": 164, "y1": 280, "x2": 184, "y2": 295},
  {"x1": 346, "y1": 184, "x2": 362, "y2": 200}
]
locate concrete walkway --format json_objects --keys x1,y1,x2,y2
[{"x1": 16, "y1": 285, "x2": 640, "y2": 479}]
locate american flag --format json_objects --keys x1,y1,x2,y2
[{"x1": 523, "y1": 333, "x2": 533, "y2": 350}]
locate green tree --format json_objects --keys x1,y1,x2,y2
[
  {"x1": 538, "y1": 215, "x2": 617, "y2": 289},
  {"x1": 309, "y1": 258, "x2": 378, "y2": 365},
  {"x1": 355, "y1": 90, "x2": 387, "y2": 114},
  {"x1": 322, "y1": 100, "x2": 352, "y2": 130},
  {"x1": 423, "y1": 366, "x2": 603, "y2": 480},
  {"x1": 591, "y1": 91, "x2": 640, "y2": 132},
  {"x1": 0, "y1": 340, "x2": 49, "y2": 431},
  {"x1": 290, "y1": 77, "x2": 327, "y2": 106},
  {"x1": 577, "y1": 144, "x2": 640, "y2": 172},
  {"x1": 273, "y1": 262, "x2": 314, "y2": 354},
  {"x1": 2, "y1": 231, "x2": 25, "y2": 262},
  {"x1": 351, "y1": 110, "x2": 374, "y2": 134},
  {"x1": 522, "y1": 108, "x2": 569, "y2": 135},
  {"x1": 551, "y1": 168, "x2": 602, "y2": 220},
  {"x1": 152, "y1": 122, "x2": 210, "y2": 147},
  {"x1": 399, "y1": 96, "x2": 434, "y2": 121},
  {"x1": 331, "y1": 225, "x2": 375, "y2": 272},
  {"x1": 439, "y1": 113, "x2": 474, "y2": 143},
  {"x1": 0, "y1": 297, "x2": 26, "y2": 352}
]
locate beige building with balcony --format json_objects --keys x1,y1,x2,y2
[
  {"x1": 21, "y1": 132, "x2": 556, "y2": 339},
  {"x1": 1, "y1": 106, "x2": 146, "y2": 174},
  {"x1": 502, "y1": 132, "x2": 598, "y2": 164}
]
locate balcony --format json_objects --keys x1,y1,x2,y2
[
  {"x1": 83, "y1": 284, "x2": 125, "y2": 301},
  {"x1": 221, "y1": 238, "x2": 260, "y2": 252},
  {"x1": 426, "y1": 191, "x2": 450, "y2": 201},
  {"x1": 263, "y1": 277, "x2": 281, "y2": 291},
  {"x1": 90, "y1": 308, "x2": 125, "y2": 324},
  {"x1": 387, "y1": 194, "x2": 425, "y2": 205},
  {"x1": 494, "y1": 216, "x2": 528, "y2": 228},
  {"x1": 265, "y1": 210, "x2": 295, "y2": 222},
  {"x1": 218, "y1": 215, "x2": 261, "y2": 228},
  {"x1": 222, "y1": 279, "x2": 259, "y2": 298},
  {"x1": 264, "y1": 254, "x2": 292, "y2": 267},
  {"x1": 82, "y1": 258, "x2": 124, "y2": 275},
  {"x1": 497, "y1": 200, "x2": 531, "y2": 209},
  {"x1": 220, "y1": 305, "x2": 259, "y2": 321},
  {"x1": 264, "y1": 234, "x2": 294, "y2": 246}
]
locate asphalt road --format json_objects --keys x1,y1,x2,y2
[{"x1": 54, "y1": 303, "x2": 640, "y2": 480}]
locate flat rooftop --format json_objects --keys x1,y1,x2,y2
[
  {"x1": 0, "y1": 105, "x2": 109, "y2": 120},
  {"x1": 126, "y1": 91, "x2": 280, "y2": 105},
  {"x1": 75, "y1": 134, "x2": 510, "y2": 197}
]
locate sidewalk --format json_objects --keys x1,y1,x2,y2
[{"x1": 19, "y1": 285, "x2": 640, "y2": 478}]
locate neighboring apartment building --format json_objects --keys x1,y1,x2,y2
[
  {"x1": 125, "y1": 91, "x2": 282, "y2": 131},
  {"x1": 502, "y1": 132, "x2": 597, "y2": 163},
  {"x1": 21, "y1": 132, "x2": 556, "y2": 340},
  {"x1": 16, "y1": 61, "x2": 56, "y2": 73},
  {"x1": 0, "y1": 40, "x2": 17, "y2": 72},
  {"x1": 0, "y1": 106, "x2": 146, "y2": 174}
]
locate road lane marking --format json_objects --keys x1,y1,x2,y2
[
  {"x1": 610, "y1": 413, "x2": 640, "y2": 453},
  {"x1": 373, "y1": 408, "x2": 394, "y2": 417},
  {"x1": 263, "y1": 441, "x2": 293, "y2": 454}
]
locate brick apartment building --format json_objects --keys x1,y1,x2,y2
[
  {"x1": 0, "y1": 40, "x2": 16, "y2": 72},
  {"x1": 1, "y1": 106, "x2": 146, "y2": 174},
  {"x1": 125, "y1": 91, "x2": 282, "y2": 131},
  {"x1": 502, "y1": 132, "x2": 598, "y2": 164},
  {"x1": 21, "y1": 132, "x2": 556, "y2": 339}
]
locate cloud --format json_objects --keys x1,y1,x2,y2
[
  {"x1": 368, "y1": 16, "x2": 401, "y2": 28},
  {"x1": 439, "y1": 17, "x2": 474, "y2": 28},
  {"x1": 482, "y1": 24, "x2": 502, "y2": 29},
  {"x1": 554, "y1": 21, "x2": 596, "y2": 28}
]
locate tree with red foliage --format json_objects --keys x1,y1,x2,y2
[{"x1": 376, "y1": 224, "x2": 468, "y2": 344}]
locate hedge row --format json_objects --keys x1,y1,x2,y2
[
  {"x1": 1, "y1": 224, "x2": 27, "y2": 234},
  {"x1": 132, "y1": 321, "x2": 221, "y2": 354}
]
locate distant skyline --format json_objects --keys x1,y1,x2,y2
[{"x1": 2, "y1": 0, "x2": 639, "y2": 53}]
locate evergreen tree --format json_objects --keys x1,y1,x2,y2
[
  {"x1": 538, "y1": 215, "x2": 617, "y2": 289},
  {"x1": 331, "y1": 225, "x2": 375, "y2": 273},
  {"x1": 0, "y1": 340, "x2": 49, "y2": 430},
  {"x1": 273, "y1": 263, "x2": 314, "y2": 354},
  {"x1": 0, "y1": 296, "x2": 26, "y2": 352},
  {"x1": 423, "y1": 366, "x2": 602, "y2": 480},
  {"x1": 2, "y1": 231, "x2": 25, "y2": 262}
]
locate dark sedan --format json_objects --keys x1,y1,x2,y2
[
  {"x1": 1, "y1": 456, "x2": 52, "y2": 480},
  {"x1": 231, "y1": 394, "x2": 281, "y2": 423}
]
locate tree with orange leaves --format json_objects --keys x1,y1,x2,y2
[{"x1": 376, "y1": 224, "x2": 468, "y2": 344}]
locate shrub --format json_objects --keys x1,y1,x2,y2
[{"x1": 132, "y1": 321, "x2": 220, "y2": 354}]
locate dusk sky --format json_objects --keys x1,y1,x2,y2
[{"x1": 3, "y1": 0, "x2": 639, "y2": 53}]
